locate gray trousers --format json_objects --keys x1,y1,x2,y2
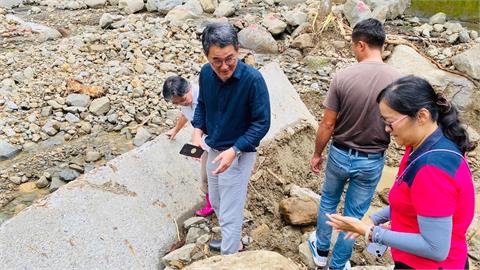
[{"x1": 206, "y1": 149, "x2": 256, "y2": 255}]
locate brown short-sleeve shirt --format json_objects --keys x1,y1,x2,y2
[{"x1": 324, "y1": 61, "x2": 401, "y2": 153}]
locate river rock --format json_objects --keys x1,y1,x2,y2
[
  {"x1": 165, "y1": 6, "x2": 198, "y2": 26},
  {"x1": 185, "y1": 250, "x2": 299, "y2": 269},
  {"x1": 458, "y1": 30, "x2": 470, "y2": 43},
  {"x1": 262, "y1": 14, "x2": 287, "y2": 35},
  {"x1": 35, "y1": 176, "x2": 50, "y2": 188},
  {"x1": 238, "y1": 25, "x2": 278, "y2": 53},
  {"x1": 59, "y1": 169, "x2": 80, "y2": 182},
  {"x1": 84, "y1": 0, "x2": 107, "y2": 7},
  {"x1": 0, "y1": 140, "x2": 21, "y2": 160},
  {"x1": 186, "y1": 227, "x2": 208, "y2": 244},
  {"x1": 387, "y1": 45, "x2": 475, "y2": 110},
  {"x1": 99, "y1": 13, "x2": 124, "y2": 28},
  {"x1": 364, "y1": 0, "x2": 410, "y2": 20},
  {"x1": 199, "y1": 0, "x2": 217, "y2": 13},
  {"x1": 184, "y1": 0, "x2": 203, "y2": 15},
  {"x1": 444, "y1": 21, "x2": 463, "y2": 33},
  {"x1": 213, "y1": 1, "x2": 236, "y2": 17},
  {"x1": 146, "y1": 0, "x2": 182, "y2": 13},
  {"x1": 429, "y1": 12, "x2": 446, "y2": 25},
  {"x1": 284, "y1": 10, "x2": 308, "y2": 26},
  {"x1": 118, "y1": 0, "x2": 144, "y2": 14},
  {"x1": 66, "y1": 94, "x2": 90, "y2": 107},
  {"x1": 162, "y1": 243, "x2": 198, "y2": 267},
  {"x1": 133, "y1": 127, "x2": 152, "y2": 146},
  {"x1": 298, "y1": 241, "x2": 315, "y2": 269},
  {"x1": 290, "y1": 184, "x2": 320, "y2": 203},
  {"x1": 0, "y1": 0, "x2": 22, "y2": 8},
  {"x1": 291, "y1": 33, "x2": 314, "y2": 49},
  {"x1": 89, "y1": 97, "x2": 110, "y2": 116},
  {"x1": 279, "y1": 196, "x2": 318, "y2": 225},
  {"x1": 343, "y1": 0, "x2": 372, "y2": 27},
  {"x1": 452, "y1": 45, "x2": 480, "y2": 80}
]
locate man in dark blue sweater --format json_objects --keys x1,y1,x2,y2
[{"x1": 192, "y1": 22, "x2": 271, "y2": 255}]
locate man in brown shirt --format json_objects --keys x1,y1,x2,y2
[{"x1": 308, "y1": 18, "x2": 401, "y2": 269}]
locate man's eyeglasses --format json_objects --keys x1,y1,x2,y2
[
  {"x1": 210, "y1": 56, "x2": 236, "y2": 68},
  {"x1": 382, "y1": 115, "x2": 408, "y2": 130}
]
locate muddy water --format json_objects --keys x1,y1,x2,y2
[
  {"x1": 0, "y1": 182, "x2": 49, "y2": 224},
  {"x1": 408, "y1": 0, "x2": 480, "y2": 23}
]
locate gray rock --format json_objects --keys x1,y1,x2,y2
[
  {"x1": 298, "y1": 241, "x2": 315, "y2": 269},
  {"x1": 59, "y1": 169, "x2": 80, "y2": 182},
  {"x1": 196, "y1": 234, "x2": 211, "y2": 244},
  {"x1": 186, "y1": 227, "x2": 207, "y2": 244},
  {"x1": 452, "y1": 45, "x2": 480, "y2": 80},
  {"x1": 65, "y1": 113, "x2": 80, "y2": 123},
  {"x1": 23, "y1": 67, "x2": 35, "y2": 80},
  {"x1": 262, "y1": 14, "x2": 287, "y2": 35},
  {"x1": 162, "y1": 243, "x2": 196, "y2": 266},
  {"x1": 184, "y1": 0, "x2": 203, "y2": 15},
  {"x1": 42, "y1": 120, "x2": 59, "y2": 136},
  {"x1": 84, "y1": 0, "x2": 107, "y2": 7},
  {"x1": 5, "y1": 100, "x2": 18, "y2": 111},
  {"x1": 275, "y1": 0, "x2": 303, "y2": 6},
  {"x1": 184, "y1": 216, "x2": 207, "y2": 229},
  {"x1": 0, "y1": 140, "x2": 21, "y2": 160},
  {"x1": 48, "y1": 176, "x2": 66, "y2": 192},
  {"x1": 165, "y1": 6, "x2": 198, "y2": 26},
  {"x1": 99, "y1": 13, "x2": 124, "y2": 29},
  {"x1": 199, "y1": 0, "x2": 217, "y2": 13},
  {"x1": 290, "y1": 184, "x2": 320, "y2": 203},
  {"x1": 432, "y1": 24, "x2": 444, "y2": 32},
  {"x1": 213, "y1": 1, "x2": 235, "y2": 17},
  {"x1": 284, "y1": 10, "x2": 308, "y2": 26},
  {"x1": 66, "y1": 94, "x2": 90, "y2": 107},
  {"x1": 458, "y1": 30, "x2": 470, "y2": 43},
  {"x1": 85, "y1": 151, "x2": 102, "y2": 162},
  {"x1": 238, "y1": 25, "x2": 278, "y2": 53},
  {"x1": 35, "y1": 176, "x2": 50, "y2": 189},
  {"x1": 429, "y1": 12, "x2": 446, "y2": 25},
  {"x1": 444, "y1": 21, "x2": 463, "y2": 33},
  {"x1": 133, "y1": 127, "x2": 152, "y2": 146},
  {"x1": 343, "y1": 0, "x2": 373, "y2": 27},
  {"x1": 470, "y1": 30, "x2": 479, "y2": 40},
  {"x1": 372, "y1": 5, "x2": 388, "y2": 24},
  {"x1": 0, "y1": 0, "x2": 22, "y2": 8},
  {"x1": 147, "y1": 0, "x2": 182, "y2": 14},
  {"x1": 387, "y1": 45, "x2": 475, "y2": 110},
  {"x1": 364, "y1": 0, "x2": 410, "y2": 20},
  {"x1": 118, "y1": 0, "x2": 144, "y2": 14},
  {"x1": 291, "y1": 33, "x2": 314, "y2": 49},
  {"x1": 9, "y1": 176, "x2": 22, "y2": 185},
  {"x1": 448, "y1": 33, "x2": 459, "y2": 44},
  {"x1": 89, "y1": 97, "x2": 110, "y2": 116},
  {"x1": 41, "y1": 106, "x2": 53, "y2": 117}
]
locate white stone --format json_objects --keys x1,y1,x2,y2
[{"x1": 118, "y1": 0, "x2": 144, "y2": 14}]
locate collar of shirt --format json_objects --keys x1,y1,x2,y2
[
  {"x1": 210, "y1": 59, "x2": 245, "y2": 83},
  {"x1": 407, "y1": 128, "x2": 443, "y2": 164}
]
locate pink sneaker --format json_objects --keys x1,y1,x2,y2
[{"x1": 196, "y1": 193, "x2": 214, "y2": 216}]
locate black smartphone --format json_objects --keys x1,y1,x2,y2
[{"x1": 179, "y1": 143, "x2": 204, "y2": 158}]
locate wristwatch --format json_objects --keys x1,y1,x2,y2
[{"x1": 232, "y1": 146, "x2": 241, "y2": 157}]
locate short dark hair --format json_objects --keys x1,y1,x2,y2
[
  {"x1": 201, "y1": 22, "x2": 238, "y2": 55},
  {"x1": 162, "y1": 76, "x2": 190, "y2": 102},
  {"x1": 377, "y1": 75, "x2": 475, "y2": 154},
  {"x1": 352, "y1": 18, "x2": 385, "y2": 48}
]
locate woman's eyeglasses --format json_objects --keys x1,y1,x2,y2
[{"x1": 382, "y1": 115, "x2": 408, "y2": 130}]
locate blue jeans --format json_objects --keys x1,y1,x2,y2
[{"x1": 316, "y1": 143, "x2": 385, "y2": 269}]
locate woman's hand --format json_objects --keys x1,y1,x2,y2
[{"x1": 326, "y1": 214, "x2": 371, "y2": 240}]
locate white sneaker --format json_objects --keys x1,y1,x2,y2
[
  {"x1": 307, "y1": 232, "x2": 328, "y2": 267},
  {"x1": 326, "y1": 261, "x2": 351, "y2": 270}
]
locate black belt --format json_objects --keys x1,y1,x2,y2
[{"x1": 332, "y1": 142, "x2": 382, "y2": 157}]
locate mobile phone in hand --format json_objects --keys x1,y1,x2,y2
[
  {"x1": 179, "y1": 143, "x2": 204, "y2": 158},
  {"x1": 367, "y1": 242, "x2": 387, "y2": 257}
]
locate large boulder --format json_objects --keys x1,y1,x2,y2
[
  {"x1": 84, "y1": 0, "x2": 107, "y2": 7},
  {"x1": 429, "y1": 12, "x2": 447, "y2": 25},
  {"x1": 452, "y1": 45, "x2": 480, "y2": 80},
  {"x1": 364, "y1": 0, "x2": 410, "y2": 20},
  {"x1": 262, "y1": 13, "x2": 287, "y2": 35},
  {"x1": 0, "y1": 140, "x2": 21, "y2": 160},
  {"x1": 238, "y1": 24, "x2": 278, "y2": 54},
  {"x1": 387, "y1": 45, "x2": 475, "y2": 110},
  {"x1": 343, "y1": 0, "x2": 373, "y2": 27},
  {"x1": 213, "y1": 0, "x2": 236, "y2": 17},
  {"x1": 199, "y1": 0, "x2": 217, "y2": 13},
  {"x1": 185, "y1": 250, "x2": 300, "y2": 269}
]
